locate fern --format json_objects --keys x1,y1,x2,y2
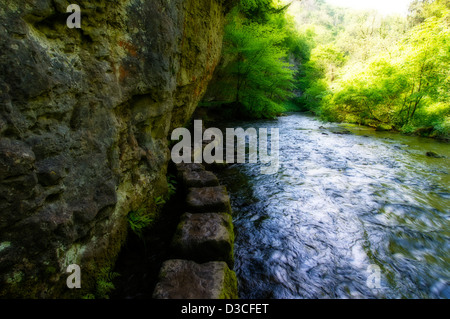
[
  {"x1": 95, "y1": 267, "x2": 120, "y2": 299},
  {"x1": 167, "y1": 174, "x2": 178, "y2": 198},
  {"x1": 154, "y1": 196, "x2": 166, "y2": 206},
  {"x1": 128, "y1": 209, "x2": 154, "y2": 238}
]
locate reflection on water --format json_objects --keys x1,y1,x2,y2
[{"x1": 216, "y1": 113, "x2": 450, "y2": 299}]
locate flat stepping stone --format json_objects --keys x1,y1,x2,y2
[
  {"x1": 181, "y1": 170, "x2": 220, "y2": 188},
  {"x1": 186, "y1": 186, "x2": 231, "y2": 214},
  {"x1": 175, "y1": 163, "x2": 205, "y2": 173},
  {"x1": 172, "y1": 213, "x2": 234, "y2": 267},
  {"x1": 205, "y1": 163, "x2": 228, "y2": 171},
  {"x1": 175, "y1": 163, "x2": 206, "y2": 181},
  {"x1": 152, "y1": 259, "x2": 238, "y2": 299}
]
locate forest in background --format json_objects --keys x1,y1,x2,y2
[{"x1": 202, "y1": 0, "x2": 450, "y2": 139}]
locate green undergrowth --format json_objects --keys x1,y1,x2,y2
[
  {"x1": 127, "y1": 174, "x2": 178, "y2": 240},
  {"x1": 82, "y1": 267, "x2": 120, "y2": 299}
]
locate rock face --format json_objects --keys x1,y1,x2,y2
[
  {"x1": 0, "y1": 0, "x2": 231, "y2": 298},
  {"x1": 152, "y1": 259, "x2": 238, "y2": 299}
]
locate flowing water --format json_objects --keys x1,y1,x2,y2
[{"x1": 215, "y1": 113, "x2": 450, "y2": 299}]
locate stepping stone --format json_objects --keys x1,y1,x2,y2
[
  {"x1": 175, "y1": 163, "x2": 206, "y2": 181},
  {"x1": 152, "y1": 259, "x2": 238, "y2": 299},
  {"x1": 203, "y1": 161, "x2": 229, "y2": 172},
  {"x1": 181, "y1": 170, "x2": 220, "y2": 188},
  {"x1": 172, "y1": 213, "x2": 234, "y2": 268},
  {"x1": 186, "y1": 186, "x2": 231, "y2": 214},
  {"x1": 175, "y1": 162, "x2": 205, "y2": 173}
]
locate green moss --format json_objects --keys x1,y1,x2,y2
[
  {"x1": 45, "y1": 266, "x2": 57, "y2": 275},
  {"x1": 219, "y1": 267, "x2": 238, "y2": 299},
  {"x1": 1, "y1": 277, "x2": 42, "y2": 298},
  {"x1": 376, "y1": 124, "x2": 393, "y2": 132},
  {"x1": 6, "y1": 271, "x2": 24, "y2": 285},
  {"x1": 224, "y1": 215, "x2": 235, "y2": 268},
  {"x1": 0, "y1": 241, "x2": 11, "y2": 253},
  {"x1": 60, "y1": 213, "x2": 129, "y2": 299}
]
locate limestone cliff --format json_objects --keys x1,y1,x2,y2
[{"x1": 0, "y1": 0, "x2": 232, "y2": 298}]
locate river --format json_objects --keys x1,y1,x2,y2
[{"x1": 214, "y1": 113, "x2": 450, "y2": 299}]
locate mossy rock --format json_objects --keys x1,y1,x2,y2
[
  {"x1": 152, "y1": 259, "x2": 238, "y2": 299},
  {"x1": 375, "y1": 124, "x2": 393, "y2": 132},
  {"x1": 426, "y1": 151, "x2": 444, "y2": 158},
  {"x1": 172, "y1": 213, "x2": 234, "y2": 268},
  {"x1": 186, "y1": 186, "x2": 232, "y2": 214}
]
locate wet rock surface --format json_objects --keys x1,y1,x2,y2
[
  {"x1": 172, "y1": 213, "x2": 234, "y2": 268},
  {"x1": 186, "y1": 186, "x2": 232, "y2": 214},
  {"x1": 152, "y1": 259, "x2": 237, "y2": 299},
  {"x1": 175, "y1": 163, "x2": 206, "y2": 173},
  {"x1": 181, "y1": 170, "x2": 220, "y2": 188}
]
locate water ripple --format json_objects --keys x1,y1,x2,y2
[{"x1": 216, "y1": 114, "x2": 450, "y2": 299}]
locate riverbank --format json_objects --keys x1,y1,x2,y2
[{"x1": 195, "y1": 103, "x2": 450, "y2": 144}]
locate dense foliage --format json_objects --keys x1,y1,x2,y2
[
  {"x1": 294, "y1": 0, "x2": 450, "y2": 137},
  {"x1": 223, "y1": 10, "x2": 293, "y2": 117},
  {"x1": 206, "y1": 0, "x2": 449, "y2": 138},
  {"x1": 205, "y1": 0, "x2": 311, "y2": 118}
]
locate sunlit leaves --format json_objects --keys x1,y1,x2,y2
[
  {"x1": 323, "y1": 9, "x2": 450, "y2": 135},
  {"x1": 222, "y1": 6, "x2": 295, "y2": 118}
]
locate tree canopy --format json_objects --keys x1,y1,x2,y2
[
  {"x1": 291, "y1": 0, "x2": 450, "y2": 137},
  {"x1": 202, "y1": 0, "x2": 450, "y2": 138},
  {"x1": 203, "y1": 0, "x2": 311, "y2": 119}
]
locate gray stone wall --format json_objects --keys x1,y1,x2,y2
[{"x1": 0, "y1": 0, "x2": 231, "y2": 298}]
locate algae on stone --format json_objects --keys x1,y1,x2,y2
[{"x1": 152, "y1": 259, "x2": 238, "y2": 299}]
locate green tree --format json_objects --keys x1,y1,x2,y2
[
  {"x1": 408, "y1": 0, "x2": 450, "y2": 27},
  {"x1": 224, "y1": 11, "x2": 295, "y2": 118},
  {"x1": 396, "y1": 12, "x2": 450, "y2": 130},
  {"x1": 323, "y1": 11, "x2": 450, "y2": 136},
  {"x1": 208, "y1": 1, "x2": 298, "y2": 119}
]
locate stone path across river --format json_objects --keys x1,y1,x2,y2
[{"x1": 152, "y1": 162, "x2": 238, "y2": 299}]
